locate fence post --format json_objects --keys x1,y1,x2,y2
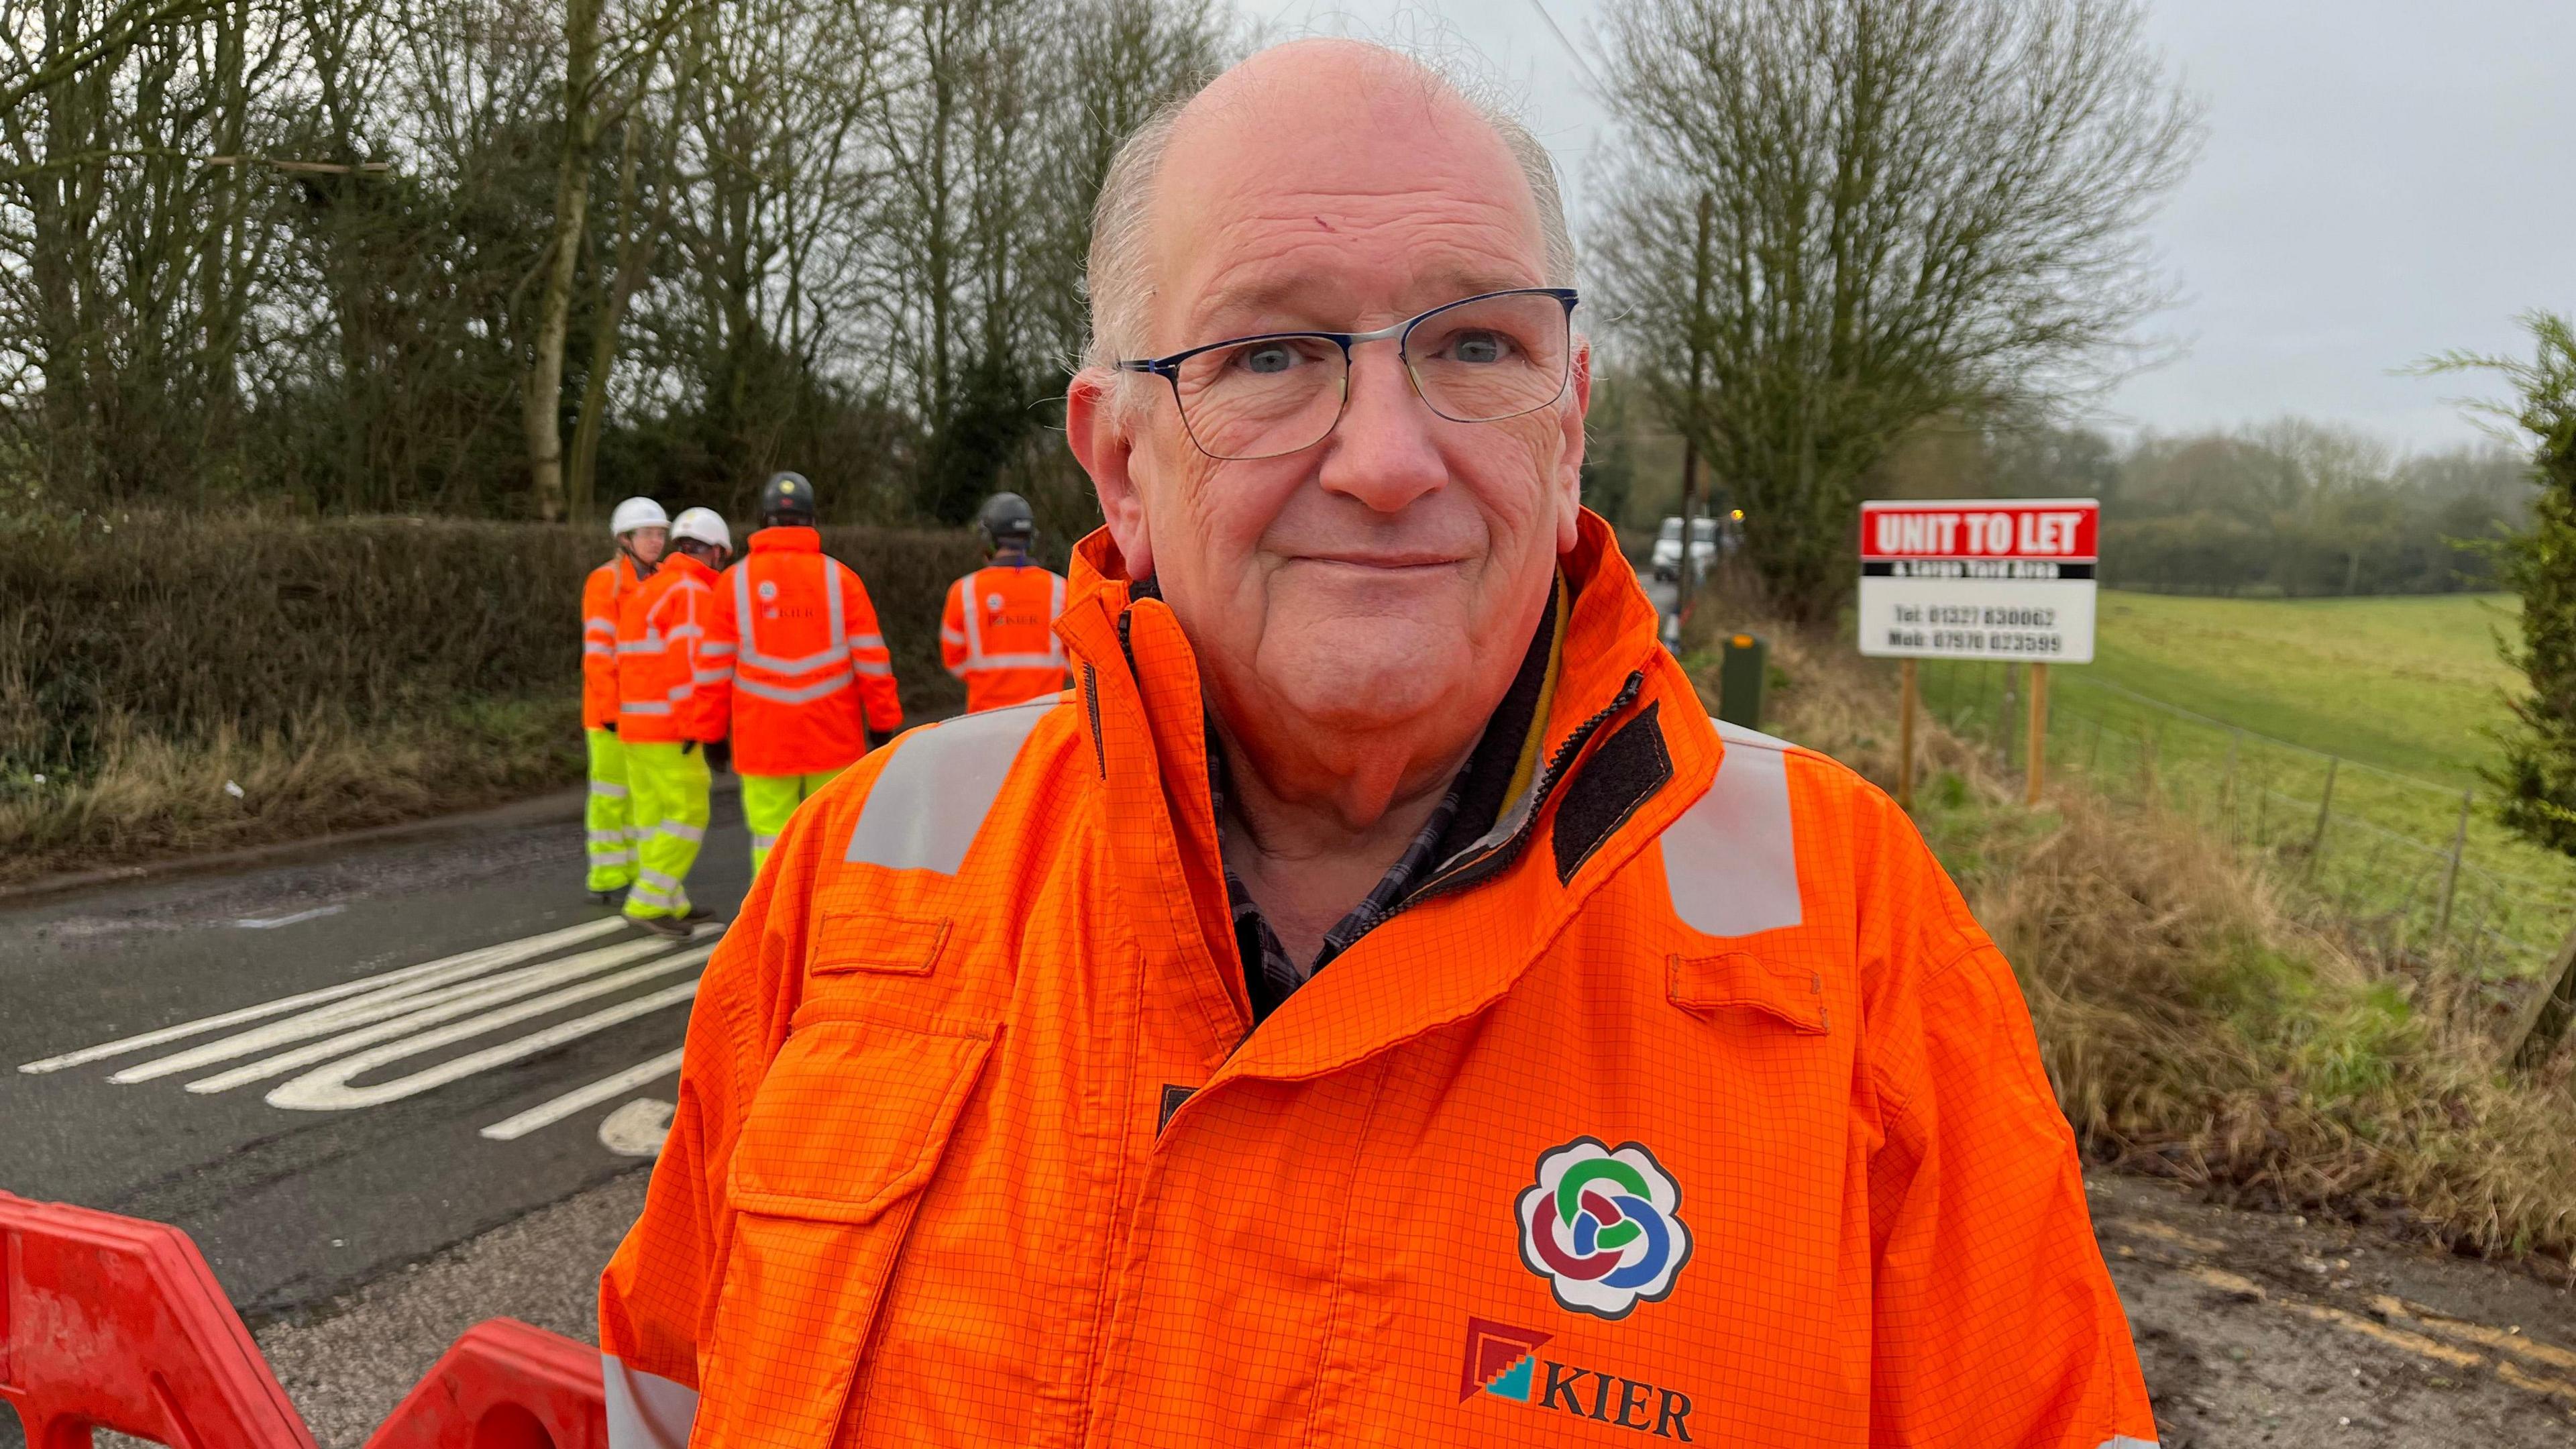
[
  {"x1": 2507, "y1": 917, "x2": 2576, "y2": 1071},
  {"x1": 2434, "y1": 790, "x2": 2473, "y2": 938},
  {"x1": 2306, "y1": 757, "x2": 2339, "y2": 875}
]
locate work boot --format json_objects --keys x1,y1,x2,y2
[
  {"x1": 590, "y1": 887, "x2": 627, "y2": 907},
  {"x1": 632, "y1": 914, "x2": 694, "y2": 941}
]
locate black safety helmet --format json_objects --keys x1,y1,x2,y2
[
  {"x1": 977, "y1": 491, "x2": 1036, "y2": 553},
  {"x1": 759, "y1": 470, "x2": 817, "y2": 527}
]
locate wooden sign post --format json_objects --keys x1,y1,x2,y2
[
  {"x1": 1897, "y1": 659, "x2": 1919, "y2": 810},
  {"x1": 2026, "y1": 661, "x2": 2049, "y2": 806}
]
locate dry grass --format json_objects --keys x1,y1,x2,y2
[
  {"x1": 0, "y1": 700, "x2": 585, "y2": 884},
  {"x1": 1683, "y1": 602, "x2": 2576, "y2": 1267}
]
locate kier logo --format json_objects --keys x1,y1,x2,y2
[{"x1": 1458, "y1": 1316, "x2": 1697, "y2": 1440}]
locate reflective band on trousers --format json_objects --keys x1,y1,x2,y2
[
  {"x1": 959, "y1": 567, "x2": 1067, "y2": 672},
  {"x1": 751, "y1": 833, "x2": 779, "y2": 851},
  {"x1": 590, "y1": 782, "x2": 630, "y2": 798},
  {"x1": 658, "y1": 820, "x2": 704, "y2": 843},
  {"x1": 733, "y1": 553, "x2": 869, "y2": 703}
]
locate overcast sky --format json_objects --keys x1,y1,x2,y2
[{"x1": 1231, "y1": 0, "x2": 2576, "y2": 453}]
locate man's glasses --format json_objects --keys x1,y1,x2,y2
[{"x1": 1115, "y1": 288, "x2": 1579, "y2": 461}]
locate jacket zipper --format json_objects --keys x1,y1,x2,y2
[{"x1": 1355, "y1": 667, "x2": 1647, "y2": 932}]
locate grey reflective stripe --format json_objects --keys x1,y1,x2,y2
[
  {"x1": 2099, "y1": 1440, "x2": 2159, "y2": 1449},
  {"x1": 616, "y1": 637, "x2": 665, "y2": 655},
  {"x1": 732, "y1": 557, "x2": 851, "y2": 674},
  {"x1": 1659, "y1": 718, "x2": 1803, "y2": 936},
  {"x1": 960, "y1": 568, "x2": 986, "y2": 663},
  {"x1": 699, "y1": 641, "x2": 735, "y2": 658},
  {"x1": 751, "y1": 833, "x2": 779, "y2": 851},
  {"x1": 587, "y1": 830, "x2": 627, "y2": 846},
  {"x1": 621, "y1": 701, "x2": 673, "y2": 716},
  {"x1": 941, "y1": 627, "x2": 968, "y2": 645},
  {"x1": 737, "y1": 674, "x2": 853, "y2": 705},
  {"x1": 585, "y1": 615, "x2": 616, "y2": 635},
  {"x1": 658, "y1": 820, "x2": 704, "y2": 843},
  {"x1": 585, "y1": 641, "x2": 612, "y2": 656},
  {"x1": 853, "y1": 659, "x2": 894, "y2": 678},
  {"x1": 662, "y1": 623, "x2": 703, "y2": 644},
  {"x1": 849, "y1": 631, "x2": 885, "y2": 651},
  {"x1": 846, "y1": 699, "x2": 1049, "y2": 873},
  {"x1": 1049, "y1": 571, "x2": 1065, "y2": 623},
  {"x1": 694, "y1": 667, "x2": 733, "y2": 685},
  {"x1": 603, "y1": 1356, "x2": 698, "y2": 1449},
  {"x1": 589, "y1": 782, "x2": 629, "y2": 798}
]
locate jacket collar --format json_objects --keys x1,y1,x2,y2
[
  {"x1": 749, "y1": 526, "x2": 820, "y2": 555},
  {"x1": 1059, "y1": 511, "x2": 1725, "y2": 1079},
  {"x1": 660, "y1": 552, "x2": 718, "y2": 587}
]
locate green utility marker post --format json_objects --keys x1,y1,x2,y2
[{"x1": 1718, "y1": 633, "x2": 1768, "y2": 732}]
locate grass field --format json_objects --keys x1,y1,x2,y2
[
  {"x1": 2085, "y1": 592, "x2": 2524, "y2": 790},
  {"x1": 1919, "y1": 590, "x2": 2576, "y2": 977}
]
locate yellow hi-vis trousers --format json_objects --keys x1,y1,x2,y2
[
  {"x1": 739, "y1": 767, "x2": 847, "y2": 879},
  {"x1": 584, "y1": 728, "x2": 637, "y2": 893},
  {"x1": 622, "y1": 741, "x2": 710, "y2": 921}
]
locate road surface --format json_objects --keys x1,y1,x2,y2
[{"x1": 1, "y1": 789, "x2": 751, "y2": 1322}]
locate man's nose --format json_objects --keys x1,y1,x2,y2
[{"x1": 1314, "y1": 343, "x2": 1446, "y2": 514}]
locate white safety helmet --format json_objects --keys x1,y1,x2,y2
[
  {"x1": 669, "y1": 506, "x2": 731, "y2": 553},
  {"x1": 608, "y1": 496, "x2": 669, "y2": 538}
]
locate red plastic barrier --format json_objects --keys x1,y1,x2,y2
[
  {"x1": 0, "y1": 1189, "x2": 315, "y2": 1449},
  {"x1": 362, "y1": 1318, "x2": 606, "y2": 1449}
]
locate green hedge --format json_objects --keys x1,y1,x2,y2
[{"x1": 0, "y1": 515, "x2": 987, "y2": 781}]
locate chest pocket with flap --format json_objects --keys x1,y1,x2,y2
[{"x1": 698, "y1": 1018, "x2": 996, "y2": 1448}]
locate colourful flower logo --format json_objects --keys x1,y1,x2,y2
[{"x1": 1515, "y1": 1138, "x2": 1691, "y2": 1319}]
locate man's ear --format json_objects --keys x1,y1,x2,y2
[
  {"x1": 1067, "y1": 368, "x2": 1155, "y2": 578},
  {"x1": 1556, "y1": 340, "x2": 1593, "y2": 553}
]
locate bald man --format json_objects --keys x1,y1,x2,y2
[{"x1": 600, "y1": 41, "x2": 2159, "y2": 1449}]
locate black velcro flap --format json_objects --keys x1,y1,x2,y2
[{"x1": 1552, "y1": 701, "x2": 1674, "y2": 885}]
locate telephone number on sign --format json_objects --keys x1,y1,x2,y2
[
  {"x1": 1920, "y1": 605, "x2": 2058, "y2": 627},
  {"x1": 1893, "y1": 629, "x2": 2068, "y2": 654}
]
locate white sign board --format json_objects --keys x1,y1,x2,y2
[{"x1": 1857, "y1": 498, "x2": 2098, "y2": 663}]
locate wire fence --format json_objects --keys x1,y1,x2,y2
[{"x1": 1920, "y1": 659, "x2": 2576, "y2": 981}]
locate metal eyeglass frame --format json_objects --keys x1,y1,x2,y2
[{"x1": 1112, "y1": 287, "x2": 1580, "y2": 460}]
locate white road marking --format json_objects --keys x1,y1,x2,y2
[
  {"x1": 184, "y1": 942, "x2": 702, "y2": 1095},
  {"x1": 482, "y1": 1052, "x2": 684, "y2": 1142},
  {"x1": 598, "y1": 1098, "x2": 676, "y2": 1157},
  {"x1": 17, "y1": 918, "x2": 629, "y2": 1075},
  {"x1": 231, "y1": 905, "x2": 348, "y2": 929},
  {"x1": 115, "y1": 933, "x2": 676, "y2": 1085},
  {"x1": 267, "y1": 976, "x2": 705, "y2": 1111}
]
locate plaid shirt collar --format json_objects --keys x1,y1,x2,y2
[{"x1": 1206, "y1": 576, "x2": 1567, "y2": 1022}]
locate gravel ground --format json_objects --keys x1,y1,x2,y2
[{"x1": 251, "y1": 1169, "x2": 653, "y2": 1448}]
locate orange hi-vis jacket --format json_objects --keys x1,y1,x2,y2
[
  {"x1": 614, "y1": 553, "x2": 727, "y2": 746},
  {"x1": 941, "y1": 557, "x2": 1069, "y2": 712},
  {"x1": 709, "y1": 528, "x2": 904, "y2": 777},
  {"x1": 583, "y1": 553, "x2": 650, "y2": 731},
  {"x1": 598, "y1": 511, "x2": 2157, "y2": 1449}
]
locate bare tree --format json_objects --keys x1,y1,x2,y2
[{"x1": 1592, "y1": 0, "x2": 2201, "y2": 622}]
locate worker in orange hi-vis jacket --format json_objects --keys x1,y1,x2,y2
[
  {"x1": 578, "y1": 497, "x2": 667, "y2": 904},
  {"x1": 614, "y1": 506, "x2": 732, "y2": 940},
  {"x1": 706, "y1": 471, "x2": 903, "y2": 877},
  {"x1": 939, "y1": 490, "x2": 1069, "y2": 712},
  {"x1": 600, "y1": 41, "x2": 2156, "y2": 1449}
]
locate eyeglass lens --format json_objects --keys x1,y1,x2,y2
[{"x1": 1169, "y1": 291, "x2": 1571, "y2": 461}]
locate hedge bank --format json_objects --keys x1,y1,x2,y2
[{"x1": 0, "y1": 515, "x2": 985, "y2": 880}]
